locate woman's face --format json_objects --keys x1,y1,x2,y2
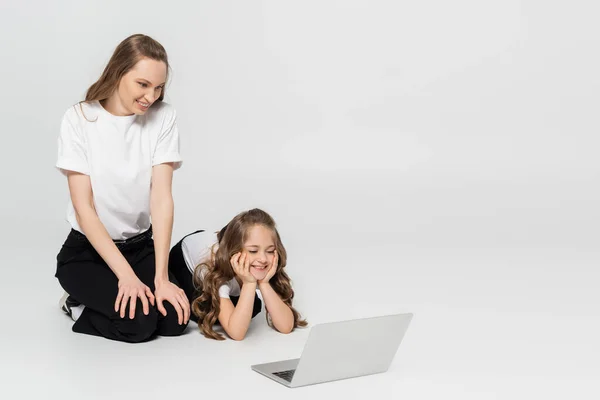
[
  {"x1": 243, "y1": 224, "x2": 277, "y2": 281},
  {"x1": 110, "y1": 57, "x2": 167, "y2": 115}
]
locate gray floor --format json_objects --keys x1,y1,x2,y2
[
  {"x1": 2, "y1": 1, "x2": 599, "y2": 397},
  {"x1": 2, "y1": 172, "x2": 598, "y2": 400}
]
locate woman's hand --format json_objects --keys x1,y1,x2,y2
[
  {"x1": 115, "y1": 274, "x2": 155, "y2": 319},
  {"x1": 155, "y1": 279, "x2": 190, "y2": 325}
]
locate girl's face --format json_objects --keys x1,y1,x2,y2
[
  {"x1": 243, "y1": 224, "x2": 277, "y2": 281},
  {"x1": 110, "y1": 57, "x2": 167, "y2": 116}
]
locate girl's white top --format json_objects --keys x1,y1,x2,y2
[{"x1": 181, "y1": 231, "x2": 263, "y2": 300}]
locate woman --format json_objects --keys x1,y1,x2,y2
[{"x1": 55, "y1": 34, "x2": 190, "y2": 343}]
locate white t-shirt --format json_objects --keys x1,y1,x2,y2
[
  {"x1": 56, "y1": 100, "x2": 182, "y2": 240},
  {"x1": 181, "y1": 230, "x2": 263, "y2": 300}
]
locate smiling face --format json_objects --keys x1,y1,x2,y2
[
  {"x1": 103, "y1": 57, "x2": 167, "y2": 116},
  {"x1": 243, "y1": 224, "x2": 277, "y2": 281}
]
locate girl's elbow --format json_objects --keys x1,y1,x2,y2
[
  {"x1": 225, "y1": 326, "x2": 246, "y2": 341},
  {"x1": 228, "y1": 332, "x2": 246, "y2": 341},
  {"x1": 278, "y1": 324, "x2": 294, "y2": 335}
]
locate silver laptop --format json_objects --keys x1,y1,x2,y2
[{"x1": 251, "y1": 313, "x2": 413, "y2": 388}]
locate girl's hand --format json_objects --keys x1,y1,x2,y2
[
  {"x1": 258, "y1": 250, "x2": 278, "y2": 285},
  {"x1": 154, "y1": 279, "x2": 190, "y2": 325},
  {"x1": 231, "y1": 252, "x2": 256, "y2": 285},
  {"x1": 115, "y1": 274, "x2": 155, "y2": 319}
]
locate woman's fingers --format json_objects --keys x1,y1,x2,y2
[
  {"x1": 120, "y1": 290, "x2": 129, "y2": 318},
  {"x1": 129, "y1": 292, "x2": 137, "y2": 319},
  {"x1": 171, "y1": 297, "x2": 184, "y2": 325},
  {"x1": 139, "y1": 290, "x2": 150, "y2": 315},
  {"x1": 179, "y1": 290, "x2": 190, "y2": 322},
  {"x1": 114, "y1": 288, "x2": 124, "y2": 313},
  {"x1": 146, "y1": 286, "x2": 155, "y2": 306},
  {"x1": 157, "y1": 298, "x2": 168, "y2": 317},
  {"x1": 116, "y1": 284, "x2": 158, "y2": 319}
]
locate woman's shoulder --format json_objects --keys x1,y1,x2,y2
[
  {"x1": 138, "y1": 101, "x2": 176, "y2": 130},
  {"x1": 62, "y1": 101, "x2": 101, "y2": 123},
  {"x1": 146, "y1": 100, "x2": 176, "y2": 120}
]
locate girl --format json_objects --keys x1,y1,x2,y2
[
  {"x1": 168, "y1": 208, "x2": 307, "y2": 340},
  {"x1": 55, "y1": 34, "x2": 190, "y2": 343}
]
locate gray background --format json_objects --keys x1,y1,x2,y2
[{"x1": 0, "y1": 1, "x2": 598, "y2": 399}]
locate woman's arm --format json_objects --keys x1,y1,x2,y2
[
  {"x1": 68, "y1": 172, "x2": 131, "y2": 277},
  {"x1": 150, "y1": 163, "x2": 190, "y2": 324},
  {"x1": 67, "y1": 171, "x2": 154, "y2": 317},
  {"x1": 150, "y1": 163, "x2": 174, "y2": 282}
]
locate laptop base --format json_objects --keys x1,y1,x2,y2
[{"x1": 251, "y1": 358, "x2": 300, "y2": 388}]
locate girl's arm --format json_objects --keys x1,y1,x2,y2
[
  {"x1": 258, "y1": 282, "x2": 294, "y2": 334},
  {"x1": 217, "y1": 252, "x2": 259, "y2": 340},
  {"x1": 257, "y1": 251, "x2": 294, "y2": 334},
  {"x1": 218, "y1": 282, "x2": 258, "y2": 340},
  {"x1": 67, "y1": 171, "x2": 154, "y2": 318},
  {"x1": 150, "y1": 163, "x2": 190, "y2": 325}
]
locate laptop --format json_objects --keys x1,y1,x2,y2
[{"x1": 251, "y1": 313, "x2": 413, "y2": 388}]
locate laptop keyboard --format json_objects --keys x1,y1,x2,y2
[{"x1": 273, "y1": 369, "x2": 296, "y2": 382}]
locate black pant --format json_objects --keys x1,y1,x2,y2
[
  {"x1": 167, "y1": 230, "x2": 262, "y2": 323},
  {"x1": 55, "y1": 227, "x2": 188, "y2": 343}
]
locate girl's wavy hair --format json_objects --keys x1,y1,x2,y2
[
  {"x1": 191, "y1": 208, "x2": 307, "y2": 340},
  {"x1": 78, "y1": 34, "x2": 169, "y2": 120}
]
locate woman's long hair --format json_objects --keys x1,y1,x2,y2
[{"x1": 191, "y1": 208, "x2": 307, "y2": 340}]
